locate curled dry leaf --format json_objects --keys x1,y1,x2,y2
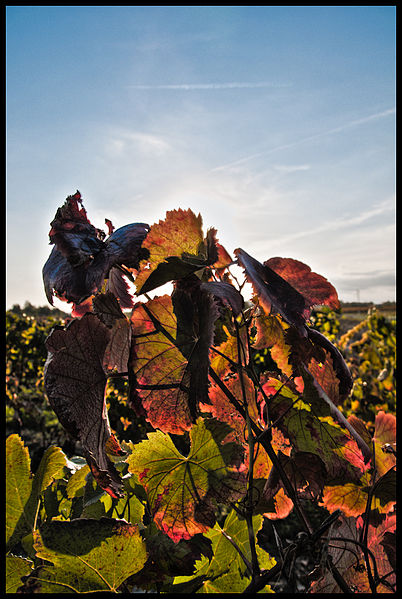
[{"x1": 43, "y1": 191, "x2": 149, "y2": 310}]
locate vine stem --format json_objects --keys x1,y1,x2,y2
[
  {"x1": 208, "y1": 367, "x2": 312, "y2": 536},
  {"x1": 234, "y1": 319, "x2": 260, "y2": 579},
  {"x1": 134, "y1": 296, "x2": 352, "y2": 593}
]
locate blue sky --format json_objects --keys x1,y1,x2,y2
[{"x1": 6, "y1": 6, "x2": 396, "y2": 310}]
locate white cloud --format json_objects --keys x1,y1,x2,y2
[
  {"x1": 128, "y1": 81, "x2": 291, "y2": 90},
  {"x1": 273, "y1": 164, "x2": 311, "y2": 173},
  {"x1": 248, "y1": 196, "x2": 395, "y2": 251},
  {"x1": 211, "y1": 107, "x2": 395, "y2": 172},
  {"x1": 106, "y1": 129, "x2": 171, "y2": 157}
]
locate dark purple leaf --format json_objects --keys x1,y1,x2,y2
[
  {"x1": 105, "y1": 267, "x2": 134, "y2": 309},
  {"x1": 307, "y1": 327, "x2": 352, "y2": 401},
  {"x1": 171, "y1": 277, "x2": 220, "y2": 419},
  {"x1": 235, "y1": 249, "x2": 339, "y2": 334},
  {"x1": 200, "y1": 281, "x2": 244, "y2": 316},
  {"x1": 235, "y1": 248, "x2": 308, "y2": 333},
  {"x1": 43, "y1": 192, "x2": 149, "y2": 308},
  {"x1": 44, "y1": 314, "x2": 124, "y2": 497}
]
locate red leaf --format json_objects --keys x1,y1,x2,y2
[
  {"x1": 130, "y1": 295, "x2": 192, "y2": 434},
  {"x1": 265, "y1": 257, "x2": 339, "y2": 311}
]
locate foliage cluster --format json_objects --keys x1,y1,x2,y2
[{"x1": 6, "y1": 192, "x2": 396, "y2": 593}]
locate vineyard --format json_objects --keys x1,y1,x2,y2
[{"x1": 6, "y1": 193, "x2": 396, "y2": 593}]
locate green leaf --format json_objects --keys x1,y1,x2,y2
[
  {"x1": 172, "y1": 509, "x2": 275, "y2": 593},
  {"x1": 32, "y1": 446, "x2": 67, "y2": 498},
  {"x1": 6, "y1": 555, "x2": 33, "y2": 593},
  {"x1": 6, "y1": 435, "x2": 34, "y2": 549},
  {"x1": 266, "y1": 380, "x2": 363, "y2": 484},
  {"x1": 127, "y1": 418, "x2": 246, "y2": 542},
  {"x1": 66, "y1": 464, "x2": 90, "y2": 499},
  {"x1": 6, "y1": 436, "x2": 68, "y2": 551},
  {"x1": 29, "y1": 518, "x2": 147, "y2": 593}
]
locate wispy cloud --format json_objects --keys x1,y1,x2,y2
[
  {"x1": 249, "y1": 196, "x2": 395, "y2": 251},
  {"x1": 273, "y1": 164, "x2": 311, "y2": 173},
  {"x1": 128, "y1": 81, "x2": 291, "y2": 90},
  {"x1": 211, "y1": 108, "x2": 396, "y2": 172},
  {"x1": 106, "y1": 129, "x2": 171, "y2": 157}
]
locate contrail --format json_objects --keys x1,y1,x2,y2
[
  {"x1": 128, "y1": 82, "x2": 291, "y2": 90},
  {"x1": 211, "y1": 107, "x2": 396, "y2": 172}
]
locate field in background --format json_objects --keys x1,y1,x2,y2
[{"x1": 339, "y1": 301, "x2": 396, "y2": 334}]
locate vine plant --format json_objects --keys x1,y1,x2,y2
[{"x1": 6, "y1": 192, "x2": 395, "y2": 593}]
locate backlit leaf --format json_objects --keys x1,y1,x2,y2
[
  {"x1": 172, "y1": 509, "x2": 276, "y2": 593},
  {"x1": 6, "y1": 436, "x2": 67, "y2": 551},
  {"x1": 6, "y1": 435, "x2": 34, "y2": 549},
  {"x1": 130, "y1": 295, "x2": 192, "y2": 433},
  {"x1": 127, "y1": 418, "x2": 246, "y2": 542},
  {"x1": 44, "y1": 314, "x2": 124, "y2": 497},
  {"x1": 373, "y1": 411, "x2": 396, "y2": 477},
  {"x1": 265, "y1": 257, "x2": 339, "y2": 311},
  {"x1": 172, "y1": 277, "x2": 220, "y2": 418},
  {"x1": 135, "y1": 208, "x2": 204, "y2": 294},
  {"x1": 6, "y1": 555, "x2": 33, "y2": 593},
  {"x1": 265, "y1": 378, "x2": 363, "y2": 484},
  {"x1": 311, "y1": 514, "x2": 396, "y2": 593},
  {"x1": 43, "y1": 191, "x2": 149, "y2": 309},
  {"x1": 235, "y1": 248, "x2": 308, "y2": 333},
  {"x1": 253, "y1": 312, "x2": 293, "y2": 377},
  {"x1": 30, "y1": 518, "x2": 147, "y2": 593}
]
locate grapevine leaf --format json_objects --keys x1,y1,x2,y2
[
  {"x1": 200, "y1": 281, "x2": 244, "y2": 316},
  {"x1": 6, "y1": 435, "x2": 67, "y2": 551},
  {"x1": 235, "y1": 248, "x2": 308, "y2": 332},
  {"x1": 92, "y1": 293, "x2": 132, "y2": 374},
  {"x1": 235, "y1": 250, "x2": 339, "y2": 335},
  {"x1": 265, "y1": 451, "x2": 327, "y2": 503},
  {"x1": 210, "y1": 321, "x2": 249, "y2": 377},
  {"x1": 130, "y1": 295, "x2": 193, "y2": 433},
  {"x1": 130, "y1": 289, "x2": 220, "y2": 432},
  {"x1": 253, "y1": 312, "x2": 293, "y2": 377},
  {"x1": 135, "y1": 208, "x2": 204, "y2": 294},
  {"x1": 373, "y1": 411, "x2": 396, "y2": 477},
  {"x1": 172, "y1": 277, "x2": 220, "y2": 417},
  {"x1": 105, "y1": 266, "x2": 133, "y2": 308},
  {"x1": 311, "y1": 514, "x2": 396, "y2": 593},
  {"x1": 28, "y1": 518, "x2": 147, "y2": 593},
  {"x1": 31, "y1": 446, "x2": 67, "y2": 499},
  {"x1": 380, "y1": 531, "x2": 396, "y2": 571},
  {"x1": 301, "y1": 364, "x2": 371, "y2": 462},
  {"x1": 127, "y1": 418, "x2": 246, "y2": 542},
  {"x1": 264, "y1": 256, "x2": 339, "y2": 311},
  {"x1": 66, "y1": 464, "x2": 91, "y2": 499},
  {"x1": 202, "y1": 372, "x2": 262, "y2": 445},
  {"x1": 136, "y1": 256, "x2": 204, "y2": 295},
  {"x1": 6, "y1": 435, "x2": 35, "y2": 549},
  {"x1": 321, "y1": 482, "x2": 370, "y2": 517},
  {"x1": 131, "y1": 523, "x2": 212, "y2": 589},
  {"x1": 6, "y1": 555, "x2": 33, "y2": 593},
  {"x1": 172, "y1": 509, "x2": 276, "y2": 593},
  {"x1": 44, "y1": 314, "x2": 124, "y2": 497},
  {"x1": 306, "y1": 327, "x2": 352, "y2": 401},
  {"x1": 265, "y1": 378, "x2": 364, "y2": 484},
  {"x1": 43, "y1": 191, "x2": 149, "y2": 308}
]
